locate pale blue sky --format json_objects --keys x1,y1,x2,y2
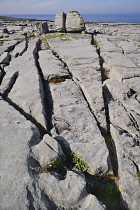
[{"x1": 0, "y1": 0, "x2": 140, "y2": 15}]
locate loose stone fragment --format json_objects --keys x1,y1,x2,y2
[{"x1": 32, "y1": 134, "x2": 64, "y2": 168}]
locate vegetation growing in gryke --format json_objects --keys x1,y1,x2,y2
[
  {"x1": 86, "y1": 172, "x2": 120, "y2": 210},
  {"x1": 32, "y1": 152, "x2": 91, "y2": 178},
  {"x1": 32, "y1": 151, "x2": 121, "y2": 209},
  {"x1": 49, "y1": 78, "x2": 66, "y2": 83}
]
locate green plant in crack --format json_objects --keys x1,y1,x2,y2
[
  {"x1": 32, "y1": 152, "x2": 91, "y2": 178},
  {"x1": 71, "y1": 152, "x2": 91, "y2": 173}
]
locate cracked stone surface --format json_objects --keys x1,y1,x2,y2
[
  {"x1": 0, "y1": 97, "x2": 40, "y2": 210},
  {"x1": 48, "y1": 36, "x2": 107, "y2": 131},
  {"x1": 110, "y1": 125, "x2": 140, "y2": 210},
  {"x1": 35, "y1": 171, "x2": 105, "y2": 210},
  {"x1": 50, "y1": 79, "x2": 110, "y2": 174},
  {"x1": 91, "y1": 22, "x2": 140, "y2": 210},
  {"x1": 1, "y1": 17, "x2": 140, "y2": 209},
  {"x1": 0, "y1": 38, "x2": 47, "y2": 129},
  {"x1": 39, "y1": 49, "x2": 70, "y2": 81}
]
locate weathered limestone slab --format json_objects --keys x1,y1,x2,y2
[
  {"x1": 116, "y1": 40, "x2": 139, "y2": 54},
  {"x1": 109, "y1": 101, "x2": 139, "y2": 136},
  {"x1": 103, "y1": 52, "x2": 137, "y2": 70},
  {"x1": 0, "y1": 40, "x2": 18, "y2": 55},
  {"x1": 0, "y1": 51, "x2": 11, "y2": 65},
  {"x1": 66, "y1": 11, "x2": 85, "y2": 32},
  {"x1": 123, "y1": 77, "x2": 140, "y2": 94},
  {"x1": 127, "y1": 53, "x2": 140, "y2": 67},
  {"x1": 103, "y1": 79, "x2": 140, "y2": 116},
  {"x1": 50, "y1": 80, "x2": 110, "y2": 174},
  {"x1": 103, "y1": 79, "x2": 130, "y2": 102},
  {"x1": 95, "y1": 35, "x2": 122, "y2": 53},
  {"x1": 32, "y1": 134, "x2": 64, "y2": 168},
  {"x1": 110, "y1": 125, "x2": 140, "y2": 210},
  {"x1": 11, "y1": 40, "x2": 27, "y2": 58},
  {"x1": 55, "y1": 11, "x2": 66, "y2": 32},
  {"x1": 0, "y1": 97, "x2": 40, "y2": 210},
  {"x1": 7, "y1": 25, "x2": 22, "y2": 32},
  {"x1": 39, "y1": 49, "x2": 70, "y2": 81},
  {"x1": 0, "y1": 39, "x2": 47, "y2": 129},
  {"x1": 36, "y1": 171, "x2": 106, "y2": 209},
  {"x1": 109, "y1": 66, "x2": 140, "y2": 82},
  {"x1": 48, "y1": 36, "x2": 107, "y2": 131}
]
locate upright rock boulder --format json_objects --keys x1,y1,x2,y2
[
  {"x1": 55, "y1": 11, "x2": 66, "y2": 32},
  {"x1": 66, "y1": 11, "x2": 85, "y2": 32},
  {"x1": 36, "y1": 21, "x2": 49, "y2": 34}
]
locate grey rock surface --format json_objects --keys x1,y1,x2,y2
[
  {"x1": 90, "y1": 22, "x2": 140, "y2": 210},
  {"x1": 32, "y1": 134, "x2": 64, "y2": 168},
  {"x1": 55, "y1": 11, "x2": 66, "y2": 32},
  {"x1": 103, "y1": 79, "x2": 130, "y2": 102},
  {"x1": 66, "y1": 11, "x2": 85, "y2": 32},
  {"x1": 0, "y1": 97, "x2": 40, "y2": 210},
  {"x1": 1, "y1": 17, "x2": 140, "y2": 209},
  {"x1": 48, "y1": 35, "x2": 107, "y2": 131},
  {"x1": 110, "y1": 125, "x2": 140, "y2": 210},
  {"x1": 36, "y1": 171, "x2": 106, "y2": 210},
  {"x1": 50, "y1": 79, "x2": 110, "y2": 174},
  {"x1": 0, "y1": 51, "x2": 11, "y2": 65},
  {"x1": 0, "y1": 40, "x2": 18, "y2": 55},
  {"x1": 39, "y1": 49, "x2": 70, "y2": 81},
  {"x1": 0, "y1": 39, "x2": 47, "y2": 129},
  {"x1": 11, "y1": 40, "x2": 27, "y2": 58},
  {"x1": 123, "y1": 77, "x2": 140, "y2": 94},
  {"x1": 36, "y1": 21, "x2": 49, "y2": 34}
]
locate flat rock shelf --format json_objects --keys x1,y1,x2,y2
[{"x1": 0, "y1": 16, "x2": 140, "y2": 210}]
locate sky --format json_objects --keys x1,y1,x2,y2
[{"x1": 0, "y1": 0, "x2": 140, "y2": 15}]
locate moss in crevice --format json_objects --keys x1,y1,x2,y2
[
  {"x1": 102, "y1": 132, "x2": 119, "y2": 178},
  {"x1": 32, "y1": 149, "x2": 121, "y2": 209},
  {"x1": 102, "y1": 68, "x2": 109, "y2": 81},
  {"x1": 91, "y1": 38, "x2": 99, "y2": 48},
  {"x1": 85, "y1": 172, "x2": 121, "y2": 210},
  {"x1": 49, "y1": 78, "x2": 66, "y2": 83},
  {"x1": 137, "y1": 172, "x2": 140, "y2": 181}
]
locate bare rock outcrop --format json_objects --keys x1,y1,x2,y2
[
  {"x1": 55, "y1": 11, "x2": 66, "y2": 32},
  {"x1": 0, "y1": 97, "x2": 40, "y2": 210},
  {"x1": 36, "y1": 171, "x2": 105, "y2": 210},
  {"x1": 1, "y1": 17, "x2": 140, "y2": 210},
  {"x1": 66, "y1": 11, "x2": 85, "y2": 32},
  {"x1": 36, "y1": 21, "x2": 49, "y2": 34}
]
